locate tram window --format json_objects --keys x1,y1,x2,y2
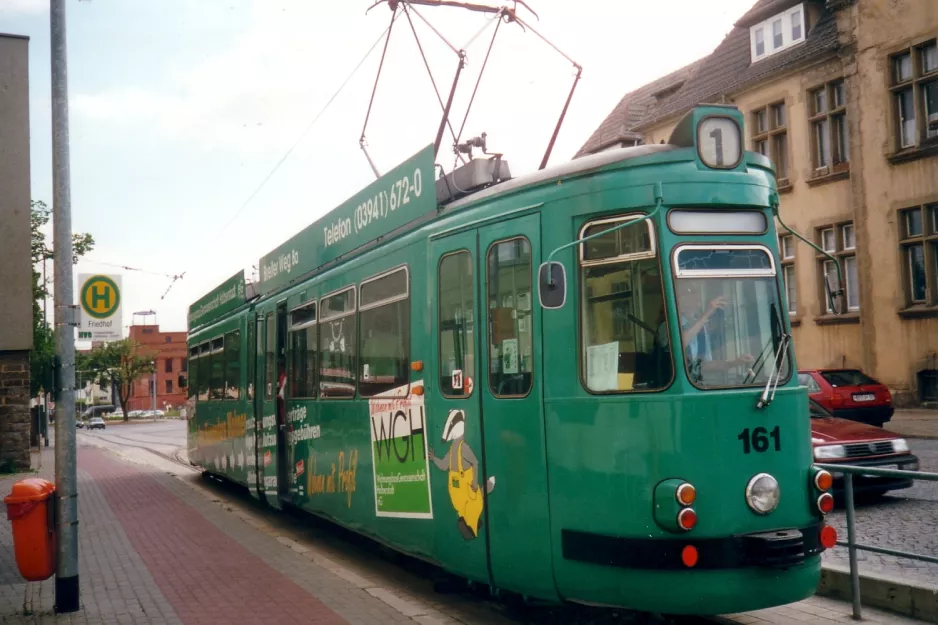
[
  {"x1": 360, "y1": 267, "x2": 410, "y2": 397},
  {"x1": 290, "y1": 302, "x2": 317, "y2": 399},
  {"x1": 668, "y1": 210, "x2": 767, "y2": 235},
  {"x1": 439, "y1": 251, "x2": 475, "y2": 397},
  {"x1": 487, "y1": 238, "x2": 533, "y2": 397},
  {"x1": 581, "y1": 219, "x2": 652, "y2": 261},
  {"x1": 579, "y1": 215, "x2": 673, "y2": 393},
  {"x1": 265, "y1": 312, "x2": 275, "y2": 400},
  {"x1": 319, "y1": 287, "x2": 357, "y2": 398},
  {"x1": 209, "y1": 337, "x2": 225, "y2": 400},
  {"x1": 224, "y1": 330, "x2": 241, "y2": 401},
  {"x1": 672, "y1": 246, "x2": 790, "y2": 389},
  {"x1": 197, "y1": 342, "x2": 211, "y2": 401}
]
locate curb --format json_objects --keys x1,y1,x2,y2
[{"x1": 819, "y1": 565, "x2": 938, "y2": 622}]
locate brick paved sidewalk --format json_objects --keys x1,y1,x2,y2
[
  {"x1": 0, "y1": 445, "x2": 436, "y2": 624},
  {"x1": 0, "y1": 439, "x2": 931, "y2": 625}
]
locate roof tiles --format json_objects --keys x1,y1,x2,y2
[{"x1": 575, "y1": 0, "x2": 840, "y2": 158}]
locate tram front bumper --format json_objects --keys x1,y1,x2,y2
[{"x1": 561, "y1": 522, "x2": 823, "y2": 571}]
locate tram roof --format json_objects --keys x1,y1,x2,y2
[{"x1": 443, "y1": 143, "x2": 678, "y2": 211}]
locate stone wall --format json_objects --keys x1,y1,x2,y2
[{"x1": 0, "y1": 350, "x2": 30, "y2": 472}]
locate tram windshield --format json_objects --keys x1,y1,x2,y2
[{"x1": 672, "y1": 246, "x2": 790, "y2": 389}]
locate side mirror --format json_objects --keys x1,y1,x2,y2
[
  {"x1": 538, "y1": 261, "x2": 567, "y2": 309},
  {"x1": 824, "y1": 272, "x2": 847, "y2": 315},
  {"x1": 178, "y1": 375, "x2": 187, "y2": 389}
]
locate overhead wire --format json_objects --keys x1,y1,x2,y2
[{"x1": 206, "y1": 17, "x2": 402, "y2": 249}]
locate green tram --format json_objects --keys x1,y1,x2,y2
[{"x1": 185, "y1": 105, "x2": 839, "y2": 615}]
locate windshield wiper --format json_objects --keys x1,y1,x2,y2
[{"x1": 756, "y1": 304, "x2": 790, "y2": 409}]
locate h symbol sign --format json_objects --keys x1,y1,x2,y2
[{"x1": 91, "y1": 284, "x2": 112, "y2": 309}]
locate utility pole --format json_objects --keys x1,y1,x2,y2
[{"x1": 50, "y1": 0, "x2": 80, "y2": 613}]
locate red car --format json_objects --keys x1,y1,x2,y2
[
  {"x1": 810, "y1": 398, "x2": 918, "y2": 497},
  {"x1": 799, "y1": 368, "x2": 894, "y2": 428}
]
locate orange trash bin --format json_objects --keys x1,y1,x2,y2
[{"x1": 4, "y1": 478, "x2": 56, "y2": 581}]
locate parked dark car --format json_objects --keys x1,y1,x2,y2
[
  {"x1": 810, "y1": 398, "x2": 918, "y2": 496},
  {"x1": 799, "y1": 368, "x2": 894, "y2": 427}
]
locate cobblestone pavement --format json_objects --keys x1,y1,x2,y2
[
  {"x1": 1, "y1": 427, "x2": 931, "y2": 624},
  {"x1": 886, "y1": 409, "x2": 938, "y2": 440},
  {"x1": 821, "y1": 438, "x2": 938, "y2": 588}
]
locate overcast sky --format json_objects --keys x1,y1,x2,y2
[{"x1": 3, "y1": 0, "x2": 757, "y2": 339}]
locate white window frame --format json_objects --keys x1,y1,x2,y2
[
  {"x1": 843, "y1": 224, "x2": 855, "y2": 250},
  {"x1": 750, "y1": 3, "x2": 806, "y2": 62}
]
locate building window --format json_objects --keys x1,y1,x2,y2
[
  {"x1": 889, "y1": 39, "x2": 938, "y2": 151},
  {"x1": 808, "y1": 79, "x2": 849, "y2": 175},
  {"x1": 165, "y1": 380, "x2": 173, "y2": 394},
  {"x1": 791, "y1": 9, "x2": 802, "y2": 40},
  {"x1": 751, "y1": 101, "x2": 789, "y2": 181},
  {"x1": 165, "y1": 336, "x2": 172, "y2": 343},
  {"x1": 817, "y1": 222, "x2": 858, "y2": 313},
  {"x1": 164, "y1": 358, "x2": 173, "y2": 373},
  {"x1": 780, "y1": 234, "x2": 797, "y2": 315},
  {"x1": 750, "y1": 3, "x2": 806, "y2": 62},
  {"x1": 898, "y1": 204, "x2": 938, "y2": 307}
]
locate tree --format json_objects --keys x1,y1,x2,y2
[
  {"x1": 80, "y1": 339, "x2": 154, "y2": 421},
  {"x1": 30, "y1": 200, "x2": 95, "y2": 397}
]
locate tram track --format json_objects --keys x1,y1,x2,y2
[{"x1": 78, "y1": 428, "x2": 198, "y2": 473}]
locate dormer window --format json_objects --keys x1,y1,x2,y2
[{"x1": 750, "y1": 3, "x2": 806, "y2": 63}]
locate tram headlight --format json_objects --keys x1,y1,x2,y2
[
  {"x1": 745, "y1": 473, "x2": 780, "y2": 515},
  {"x1": 814, "y1": 444, "x2": 847, "y2": 460}
]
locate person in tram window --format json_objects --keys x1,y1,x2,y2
[
  {"x1": 277, "y1": 355, "x2": 287, "y2": 428},
  {"x1": 674, "y1": 280, "x2": 754, "y2": 382}
]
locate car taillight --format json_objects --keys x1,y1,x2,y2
[{"x1": 830, "y1": 393, "x2": 844, "y2": 407}]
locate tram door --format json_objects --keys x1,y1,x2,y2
[
  {"x1": 275, "y1": 303, "x2": 289, "y2": 499},
  {"x1": 259, "y1": 307, "x2": 287, "y2": 509},
  {"x1": 428, "y1": 230, "x2": 490, "y2": 587},
  {"x1": 477, "y1": 214, "x2": 554, "y2": 600},
  {"x1": 250, "y1": 314, "x2": 266, "y2": 500}
]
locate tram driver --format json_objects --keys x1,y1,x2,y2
[{"x1": 658, "y1": 280, "x2": 755, "y2": 382}]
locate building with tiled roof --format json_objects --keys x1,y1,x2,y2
[{"x1": 577, "y1": 0, "x2": 938, "y2": 406}]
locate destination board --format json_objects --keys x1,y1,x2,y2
[
  {"x1": 188, "y1": 270, "x2": 247, "y2": 329},
  {"x1": 258, "y1": 143, "x2": 436, "y2": 297}
]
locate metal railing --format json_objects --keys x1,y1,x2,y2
[{"x1": 814, "y1": 463, "x2": 938, "y2": 621}]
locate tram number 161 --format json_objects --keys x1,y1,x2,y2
[{"x1": 737, "y1": 426, "x2": 781, "y2": 454}]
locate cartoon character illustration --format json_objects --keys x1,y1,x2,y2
[{"x1": 429, "y1": 409, "x2": 496, "y2": 540}]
